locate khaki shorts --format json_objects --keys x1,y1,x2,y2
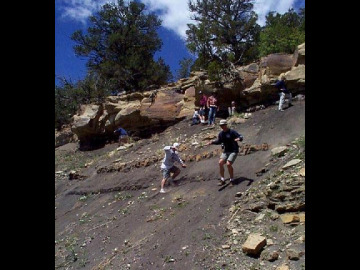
[
  {"x1": 220, "y1": 152, "x2": 238, "y2": 163},
  {"x1": 161, "y1": 166, "x2": 179, "y2": 179}
]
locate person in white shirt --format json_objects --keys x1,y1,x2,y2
[
  {"x1": 159, "y1": 143, "x2": 187, "y2": 193},
  {"x1": 228, "y1": 101, "x2": 236, "y2": 116},
  {"x1": 191, "y1": 108, "x2": 201, "y2": 126}
]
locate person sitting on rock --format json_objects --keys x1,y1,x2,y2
[
  {"x1": 191, "y1": 107, "x2": 201, "y2": 126},
  {"x1": 199, "y1": 106, "x2": 207, "y2": 124}
]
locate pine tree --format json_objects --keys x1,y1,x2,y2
[{"x1": 71, "y1": 0, "x2": 172, "y2": 93}]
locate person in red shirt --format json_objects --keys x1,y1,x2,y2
[{"x1": 198, "y1": 91, "x2": 208, "y2": 123}]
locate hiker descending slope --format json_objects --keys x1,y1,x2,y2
[
  {"x1": 206, "y1": 119, "x2": 243, "y2": 186},
  {"x1": 159, "y1": 143, "x2": 187, "y2": 193}
]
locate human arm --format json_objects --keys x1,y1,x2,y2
[
  {"x1": 205, "y1": 133, "x2": 222, "y2": 146},
  {"x1": 232, "y1": 130, "x2": 243, "y2": 142},
  {"x1": 206, "y1": 96, "x2": 211, "y2": 108},
  {"x1": 173, "y1": 151, "x2": 186, "y2": 167}
]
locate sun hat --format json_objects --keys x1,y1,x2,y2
[{"x1": 219, "y1": 119, "x2": 227, "y2": 126}]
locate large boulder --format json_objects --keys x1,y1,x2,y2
[
  {"x1": 282, "y1": 64, "x2": 305, "y2": 91},
  {"x1": 71, "y1": 86, "x2": 194, "y2": 147},
  {"x1": 293, "y1": 43, "x2": 305, "y2": 66},
  {"x1": 191, "y1": 44, "x2": 305, "y2": 109},
  {"x1": 55, "y1": 126, "x2": 77, "y2": 148},
  {"x1": 240, "y1": 44, "x2": 305, "y2": 106},
  {"x1": 69, "y1": 43, "x2": 305, "y2": 147},
  {"x1": 259, "y1": 53, "x2": 295, "y2": 76},
  {"x1": 71, "y1": 104, "x2": 104, "y2": 141}
]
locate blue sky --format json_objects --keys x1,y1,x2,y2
[{"x1": 55, "y1": 0, "x2": 305, "y2": 86}]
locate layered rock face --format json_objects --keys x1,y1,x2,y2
[
  {"x1": 70, "y1": 80, "x2": 198, "y2": 148},
  {"x1": 63, "y1": 43, "x2": 305, "y2": 148},
  {"x1": 55, "y1": 126, "x2": 77, "y2": 148}
]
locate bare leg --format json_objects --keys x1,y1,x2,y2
[
  {"x1": 219, "y1": 159, "x2": 225, "y2": 178},
  {"x1": 227, "y1": 161, "x2": 234, "y2": 179},
  {"x1": 161, "y1": 178, "x2": 167, "y2": 189},
  {"x1": 172, "y1": 167, "x2": 181, "y2": 180}
]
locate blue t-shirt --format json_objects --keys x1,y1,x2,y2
[
  {"x1": 275, "y1": 80, "x2": 289, "y2": 93},
  {"x1": 115, "y1": 128, "x2": 127, "y2": 136},
  {"x1": 160, "y1": 146, "x2": 184, "y2": 169}
]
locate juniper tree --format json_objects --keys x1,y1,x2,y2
[
  {"x1": 257, "y1": 8, "x2": 305, "y2": 57},
  {"x1": 71, "y1": 0, "x2": 172, "y2": 93},
  {"x1": 186, "y1": 0, "x2": 261, "y2": 81}
]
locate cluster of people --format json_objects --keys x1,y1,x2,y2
[
  {"x1": 159, "y1": 119, "x2": 244, "y2": 193},
  {"x1": 190, "y1": 91, "x2": 219, "y2": 126},
  {"x1": 160, "y1": 76, "x2": 294, "y2": 193},
  {"x1": 191, "y1": 91, "x2": 239, "y2": 126},
  {"x1": 113, "y1": 76, "x2": 293, "y2": 193}
]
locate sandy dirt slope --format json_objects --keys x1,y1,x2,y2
[{"x1": 55, "y1": 100, "x2": 305, "y2": 269}]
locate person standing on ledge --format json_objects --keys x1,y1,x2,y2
[
  {"x1": 228, "y1": 100, "x2": 236, "y2": 117},
  {"x1": 207, "y1": 91, "x2": 218, "y2": 126},
  {"x1": 275, "y1": 76, "x2": 293, "y2": 111}
]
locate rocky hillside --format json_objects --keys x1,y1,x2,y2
[
  {"x1": 55, "y1": 98, "x2": 305, "y2": 270},
  {"x1": 55, "y1": 43, "x2": 305, "y2": 149}
]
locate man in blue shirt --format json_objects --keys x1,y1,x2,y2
[
  {"x1": 206, "y1": 119, "x2": 244, "y2": 186},
  {"x1": 114, "y1": 127, "x2": 128, "y2": 146},
  {"x1": 275, "y1": 76, "x2": 293, "y2": 111}
]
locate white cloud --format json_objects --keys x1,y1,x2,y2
[
  {"x1": 57, "y1": 0, "x2": 301, "y2": 36},
  {"x1": 140, "y1": 0, "x2": 191, "y2": 40},
  {"x1": 253, "y1": 0, "x2": 296, "y2": 26},
  {"x1": 57, "y1": 0, "x2": 112, "y2": 24}
]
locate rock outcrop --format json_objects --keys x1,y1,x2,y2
[
  {"x1": 70, "y1": 77, "x2": 199, "y2": 147},
  {"x1": 55, "y1": 126, "x2": 77, "y2": 148},
  {"x1": 67, "y1": 43, "x2": 305, "y2": 148}
]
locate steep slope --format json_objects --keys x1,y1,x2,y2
[{"x1": 55, "y1": 99, "x2": 305, "y2": 270}]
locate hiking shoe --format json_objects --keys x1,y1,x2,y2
[
  {"x1": 160, "y1": 188, "x2": 166, "y2": 193},
  {"x1": 218, "y1": 180, "x2": 226, "y2": 186},
  {"x1": 229, "y1": 179, "x2": 235, "y2": 186},
  {"x1": 279, "y1": 109, "x2": 284, "y2": 112}
]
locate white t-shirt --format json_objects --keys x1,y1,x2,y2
[{"x1": 160, "y1": 146, "x2": 184, "y2": 169}]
